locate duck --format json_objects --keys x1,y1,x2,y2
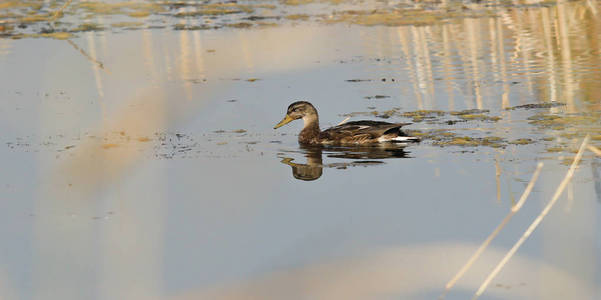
[{"x1": 273, "y1": 101, "x2": 419, "y2": 145}]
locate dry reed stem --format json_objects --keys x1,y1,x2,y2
[
  {"x1": 66, "y1": 39, "x2": 108, "y2": 72},
  {"x1": 50, "y1": 0, "x2": 74, "y2": 22},
  {"x1": 494, "y1": 155, "x2": 501, "y2": 202},
  {"x1": 440, "y1": 162, "x2": 543, "y2": 299},
  {"x1": 587, "y1": 145, "x2": 601, "y2": 157},
  {"x1": 337, "y1": 116, "x2": 350, "y2": 125},
  {"x1": 472, "y1": 135, "x2": 590, "y2": 300},
  {"x1": 47, "y1": 0, "x2": 109, "y2": 73}
]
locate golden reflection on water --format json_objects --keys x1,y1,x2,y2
[
  {"x1": 388, "y1": 0, "x2": 601, "y2": 111},
  {"x1": 171, "y1": 243, "x2": 593, "y2": 300},
  {"x1": 0, "y1": 39, "x2": 12, "y2": 57}
]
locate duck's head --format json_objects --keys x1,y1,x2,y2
[{"x1": 274, "y1": 101, "x2": 318, "y2": 129}]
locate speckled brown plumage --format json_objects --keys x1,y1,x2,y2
[{"x1": 274, "y1": 101, "x2": 419, "y2": 145}]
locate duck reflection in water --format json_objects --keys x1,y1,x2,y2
[{"x1": 279, "y1": 144, "x2": 411, "y2": 181}]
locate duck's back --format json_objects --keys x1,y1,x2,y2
[{"x1": 319, "y1": 121, "x2": 416, "y2": 144}]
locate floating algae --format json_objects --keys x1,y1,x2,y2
[
  {"x1": 528, "y1": 112, "x2": 601, "y2": 131},
  {"x1": 505, "y1": 102, "x2": 566, "y2": 110},
  {"x1": 281, "y1": 0, "x2": 346, "y2": 5},
  {"x1": 322, "y1": 8, "x2": 496, "y2": 27},
  {"x1": 17, "y1": 13, "x2": 53, "y2": 24},
  {"x1": 71, "y1": 23, "x2": 104, "y2": 32},
  {"x1": 342, "y1": 108, "x2": 504, "y2": 124},
  {"x1": 0, "y1": 1, "x2": 43, "y2": 11},
  {"x1": 325, "y1": 10, "x2": 442, "y2": 26},
  {"x1": 128, "y1": 11, "x2": 150, "y2": 18},
  {"x1": 364, "y1": 95, "x2": 391, "y2": 99},
  {"x1": 439, "y1": 136, "x2": 481, "y2": 147},
  {"x1": 173, "y1": 24, "x2": 216, "y2": 30},
  {"x1": 401, "y1": 110, "x2": 446, "y2": 122},
  {"x1": 342, "y1": 108, "x2": 400, "y2": 119},
  {"x1": 509, "y1": 138, "x2": 534, "y2": 145},
  {"x1": 457, "y1": 114, "x2": 501, "y2": 122},
  {"x1": 545, "y1": 146, "x2": 565, "y2": 153},
  {"x1": 401, "y1": 110, "x2": 446, "y2": 118},
  {"x1": 407, "y1": 128, "x2": 509, "y2": 148},
  {"x1": 450, "y1": 109, "x2": 490, "y2": 115},
  {"x1": 111, "y1": 21, "x2": 144, "y2": 28},
  {"x1": 449, "y1": 109, "x2": 501, "y2": 122},
  {"x1": 21, "y1": 31, "x2": 73, "y2": 40},
  {"x1": 174, "y1": 3, "x2": 253, "y2": 17},
  {"x1": 434, "y1": 136, "x2": 506, "y2": 148},
  {"x1": 285, "y1": 14, "x2": 310, "y2": 21},
  {"x1": 227, "y1": 22, "x2": 253, "y2": 29},
  {"x1": 76, "y1": 1, "x2": 165, "y2": 16}
]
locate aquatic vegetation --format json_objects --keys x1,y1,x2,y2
[
  {"x1": 528, "y1": 112, "x2": 601, "y2": 131},
  {"x1": 509, "y1": 138, "x2": 534, "y2": 145},
  {"x1": 20, "y1": 31, "x2": 73, "y2": 40},
  {"x1": 401, "y1": 110, "x2": 446, "y2": 122},
  {"x1": 346, "y1": 79, "x2": 372, "y2": 82},
  {"x1": 71, "y1": 23, "x2": 104, "y2": 32},
  {"x1": 76, "y1": 1, "x2": 165, "y2": 16},
  {"x1": 405, "y1": 129, "x2": 509, "y2": 148},
  {"x1": 449, "y1": 109, "x2": 501, "y2": 122},
  {"x1": 281, "y1": 0, "x2": 346, "y2": 5},
  {"x1": 18, "y1": 13, "x2": 53, "y2": 24},
  {"x1": 505, "y1": 102, "x2": 566, "y2": 110},
  {"x1": 401, "y1": 110, "x2": 446, "y2": 118},
  {"x1": 364, "y1": 95, "x2": 390, "y2": 100},
  {"x1": 0, "y1": 1, "x2": 43, "y2": 11},
  {"x1": 227, "y1": 22, "x2": 253, "y2": 29},
  {"x1": 450, "y1": 109, "x2": 490, "y2": 115},
  {"x1": 0, "y1": 0, "x2": 590, "y2": 42},
  {"x1": 111, "y1": 21, "x2": 144, "y2": 28},
  {"x1": 174, "y1": 5, "x2": 253, "y2": 17},
  {"x1": 323, "y1": 8, "x2": 496, "y2": 26},
  {"x1": 325, "y1": 10, "x2": 441, "y2": 26},
  {"x1": 128, "y1": 11, "x2": 151, "y2": 18},
  {"x1": 173, "y1": 24, "x2": 215, "y2": 30},
  {"x1": 457, "y1": 114, "x2": 501, "y2": 122},
  {"x1": 432, "y1": 135, "x2": 506, "y2": 148},
  {"x1": 286, "y1": 14, "x2": 310, "y2": 21},
  {"x1": 545, "y1": 146, "x2": 565, "y2": 153}
]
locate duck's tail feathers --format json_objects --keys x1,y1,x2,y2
[
  {"x1": 390, "y1": 136, "x2": 420, "y2": 143},
  {"x1": 377, "y1": 135, "x2": 420, "y2": 143}
]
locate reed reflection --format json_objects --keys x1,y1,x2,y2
[
  {"x1": 592, "y1": 160, "x2": 601, "y2": 203},
  {"x1": 279, "y1": 144, "x2": 411, "y2": 181}
]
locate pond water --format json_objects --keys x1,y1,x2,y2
[{"x1": 1, "y1": 0, "x2": 601, "y2": 299}]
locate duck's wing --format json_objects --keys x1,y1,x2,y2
[{"x1": 320, "y1": 121, "x2": 412, "y2": 143}]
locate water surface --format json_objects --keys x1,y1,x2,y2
[{"x1": 1, "y1": 1, "x2": 601, "y2": 299}]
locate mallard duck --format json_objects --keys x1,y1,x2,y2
[{"x1": 274, "y1": 101, "x2": 419, "y2": 145}]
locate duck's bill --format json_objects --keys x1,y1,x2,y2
[{"x1": 274, "y1": 115, "x2": 294, "y2": 129}]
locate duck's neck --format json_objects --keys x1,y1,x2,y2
[{"x1": 299, "y1": 113, "x2": 320, "y2": 143}]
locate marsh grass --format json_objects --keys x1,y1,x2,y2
[
  {"x1": 441, "y1": 162, "x2": 544, "y2": 299},
  {"x1": 472, "y1": 135, "x2": 590, "y2": 299}
]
